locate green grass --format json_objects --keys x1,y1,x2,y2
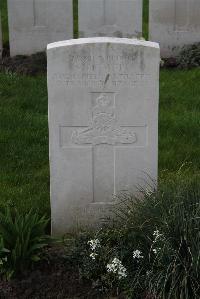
[
  {"x1": 0, "y1": 0, "x2": 9, "y2": 45},
  {"x1": 159, "y1": 69, "x2": 200, "y2": 174},
  {"x1": 73, "y1": 0, "x2": 79, "y2": 38},
  {"x1": 0, "y1": 69, "x2": 199, "y2": 215},
  {"x1": 0, "y1": 73, "x2": 49, "y2": 215},
  {"x1": 143, "y1": 0, "x2": 149, "y2": 39}
]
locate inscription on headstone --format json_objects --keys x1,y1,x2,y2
[
  {"x1": 47, "y1": 37, "x2": 160, "y2": 235},
  {"x1": 149, "y1": 0, "x2": 200, "y2": 57}
]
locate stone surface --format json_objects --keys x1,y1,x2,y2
[
  {"x1": 7, "y1": 0, "x2": 73, "y2": 56},
  {"x1": 78, "y1": 0, "x2": 143, "y2": 38},
  {"x1": 149, "y1": 0, "x2": 200, "y2": 57},
  {"x1": 0, "y1": 11, "x2": 2, "y2": 58},
  {"x1": 47, "y1": 37, "x2": 160, "y2": 235}
]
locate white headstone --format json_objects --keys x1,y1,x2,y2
[
  {"x1": 47, "y1": 37, "x2": 160, "y2": 235},
  {"x1": 7, "y1": 0, "x2": 73, "y2": 57},
  {"x1": 0, "y1": 11, "x2": 2, "y2": 58},
  {"x1": 149, "y1": 0, "x2": 200, "y2": 57},
  {"x1": 78, "y1": 0, "x2": 143, "y2": 38}
]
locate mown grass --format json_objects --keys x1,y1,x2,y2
[
  {"x1": 0, "y1": 0, "x2": 9, "y2": 45},
  {"x1": 0, "y1": 69, "x2": 199, "y2": 215},
  {"x1": 159, "y1": 69, "x2": 200, "y2": 174},
  {"x1": 0, "y1": 73, "x2": 49, "y2": 215},
  {"x1": 143, "y1": 0, "x2": 149, "y2": 39}
]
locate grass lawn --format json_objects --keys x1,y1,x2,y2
[
  {"x1": 0, "y1": 0, "x2": 199, "y2": 216},
  {"x1": 0, "y1": 0, "x2": 9, "y2": 45},
  {"x1": 0, "y1": 74, "x2": 50, "y2": 215}
]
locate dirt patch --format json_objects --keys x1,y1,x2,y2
[
  {"x1": 0, "y1": 246, "x2": 124, "y2": 299},
  {"x1": 162, "y1": 57, "x2": 179, "y2": 68},
  {"x1": 0, "y1": 52, "x2": 47, "y2": 76}
]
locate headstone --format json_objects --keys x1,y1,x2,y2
[
  {"x1": 7, "y1": 0, "x2": 73, "y2": 56},
  {"x1": 78, "y1": 0, "x2": 143, "y2": 38},
  {"x1": 0, "y1": 11, "x2": 2, "y2": 58},
  {"x1": 47, "y1": 37, "x2": 160, "y2": 235},
  {"x1": 149, "y1": 0, "x2": 200, "y2": 57}
]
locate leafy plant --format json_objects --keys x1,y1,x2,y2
[
  {"x1": 114, "y1": 176, "x2": 200, "y2": 298},
  {"x1": 66, "y1": 177, "x2": 200, "y2": 298},
  {"x1": 0, "y1": 207, "x2": 49, "y2": 279},
  {"x1": 178, "y1": 43, "x2": 200, "y2": 69}
]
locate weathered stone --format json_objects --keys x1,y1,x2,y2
[
  {"x1": 7, "y1": 0, "x2": 73, "y2": 56},
  {"x1": 79, "y1": 0, "x2": 143, "y2": 38},
  {"x1": 149, "y1": 0, "x2": 200, "y2": 57},
  {"x1": 47, "y1": 37, "x2": 160, "y2": 235}
]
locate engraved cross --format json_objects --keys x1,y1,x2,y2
[{"x1": 60, "y1": 92, "x2": 146, "y2": 203}]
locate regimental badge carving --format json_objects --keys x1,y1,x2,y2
[{"x1": 71, "y1": 93, "x2": 137, "y2": 145}]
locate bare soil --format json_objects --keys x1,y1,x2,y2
[
  {"x1": 0, "y1": 52, "x2": 47, "y2": 76},
  {"x1": 0, "y1": 247, "x2": 124, "y2": 299}
]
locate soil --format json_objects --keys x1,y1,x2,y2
[
  {"x1": 0, "y1": 51, "x2": 47, "y2": 76},
  {"x1": 0, "y1": 247, "x2": 125, "y2": 299}
]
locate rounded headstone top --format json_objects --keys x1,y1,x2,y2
[{"x1": 47, "y1": 37, "x2": 160, "y2": 51}]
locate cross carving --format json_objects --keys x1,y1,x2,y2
[{"x1": 60, "y1": 92, "x2": 146, "y2": 203}]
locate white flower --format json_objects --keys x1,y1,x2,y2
[
  {"x1": 89, "y1": 252, "x2": 98, "y2": 260},
  {"x1": 152, "y1": 247, "x2": 161, "y2": 254},
  {"x1": 146, "y1": 270, "x2": 152, "y2": 277},
  {"x1": 146, "y1": 189, "x2": 154, "y2": 196},
  {"x1": 153, "y1": 230, "x2": 162, "y2": 241},
  {"x1": 87, "y1": 239, "x2": 100, "y2": 251},
  {"x1": 133, "y1": 250, "x2": 144, "y2": 260},
  {"x1": 107, "y1": 258, "x2": 127, "y2": 279},
  {"x1": 160, "y1": 59, "x2": 165, "y2": 67}
]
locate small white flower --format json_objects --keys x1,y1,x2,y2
[
  {"x1": 118, "y1": 268, "x2": 127, "y2": 279},
  {"x1": 89, "y1": 252, "x2": 98, "y2": 260},
  {"x1": 160, "y1": 59, "x2": 165, "y2": 67},
  {"x1": 133, "y1": 250, "x2": 144, "y2": 260},
  {"x1": 146, "y1": 189, "x2": 154, "y2": 196},
  {"x1": 152, "y1": 247, "x2": 161, "y2": 254},
  {"x1": 153, "y1": 230, "x2": 162, "y2": 241},
  {"x1": 87, "y1": 239, "x2": 100, "y2": 251},
  {"x1": 107, "y1": 258, "x2": 127, "y2": 279},
  {"x1": 146, "y1": 270, "x2": 152, "y2": 277}
]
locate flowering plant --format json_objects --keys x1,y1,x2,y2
[{"x1": 65, "y1": 177, "x2": 200, "y2": 299}]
